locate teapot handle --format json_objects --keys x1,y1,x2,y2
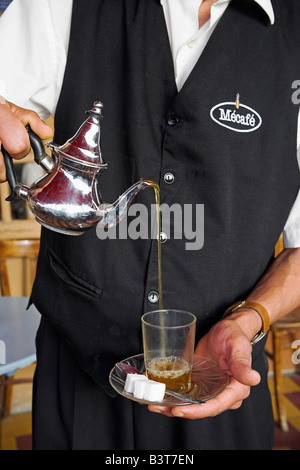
[
  {"x1": 2, "y1": 145, "x2": 18, "y2": 201},
  {"x1": 1, "y1": 125, "x2": 55, "y2": 201}
]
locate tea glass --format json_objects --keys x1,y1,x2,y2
[{"x1": 141, "y1": 309, "x2": 196, "y2": 392}]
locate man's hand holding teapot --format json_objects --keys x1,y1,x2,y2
[{"x1": 0, "y1": 96, "x2": 52, "y2": 181}]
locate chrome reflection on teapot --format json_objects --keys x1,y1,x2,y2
[{"x1": 2, "y1": 101, "x2": 153, "y2": 236}]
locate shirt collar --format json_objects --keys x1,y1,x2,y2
[
  {"x1": 160, "y1": 0, "x2": 275, "y2": 25},
  {"x1": 254, "y1": 0, "x2": 275, "y2": 24}
]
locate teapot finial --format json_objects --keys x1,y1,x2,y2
[{"x1": 91, "y1": 101, "x2": 103, "y2": 114}]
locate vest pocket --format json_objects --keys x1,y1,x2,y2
[{"x1": 48, "y1": 249, "x2": 103, "y2": 299}]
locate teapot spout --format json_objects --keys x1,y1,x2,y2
[{"x1": 97, "y1": 179, "x2": 155, "y2": 228}]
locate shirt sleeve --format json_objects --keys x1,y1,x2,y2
[
  {"x1": 283, "y1": 107, "x2": 300, "y2": 248},
  {"x1": 0, "y1": 0, "x2": 72, "y2": 120},
  {"x1": 283, "y1": 188, "x2": 300, "y2": 248}
]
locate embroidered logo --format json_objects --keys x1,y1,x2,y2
[{"x1": 210, "y1": 94, "x2": 262, "y2": 133}]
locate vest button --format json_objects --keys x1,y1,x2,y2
[
  {"x1": 164, "y1": 172, "x2": 175, "y2": 184},
  {"x1": 148, "y1": 291, "x2": 159, "y2": 304},
  {"x1": 167, "y1": 115, "x2": 180, "y2": 127},
  {"x1": 159, "y1": 232, "x2": 168, "y2": 243}
]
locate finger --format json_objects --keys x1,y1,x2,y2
[
  {"x1": 0, "y1": 150, "x2": 6, "y2": 182},
  {"x1": 222, "y1": 330, "x2": 261, "y2": 386},
  {"x1": 0, "y1": 102, "x2": 31, "y2": 159},
  {"x1": 0, "y1": 101, "x2": 52, "y2": 160},
  {"x1": 229, "y1": 400, "x2": 243, "y2": 410},
  {"x1": 229, "y1": 359, "x2": 261, "y2": 387},
  {"x1": 149, "y1": 375, "x2": 251, "y2": 419},
  {"x1": 10, "y1": 103, "x2": 52, "y2": 140},
  {"x1": 148, "y1": 405, "x2": 175, "y2": 417},
  {"x1": 170, "y1": 378, "x2": 250, "y2": 419}
]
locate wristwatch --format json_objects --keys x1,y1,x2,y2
[{"x1": 222, "y1": 300, "x2": 270, "y2": 345}]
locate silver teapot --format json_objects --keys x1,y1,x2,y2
[{"x1": 2, "y1": 101, "x2": 152, "y2": 235}]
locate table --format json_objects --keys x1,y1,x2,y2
[
  {"x1": 0, "y1": 297, "x2": 41, "y2": 375},
  {"x1": 0, "y1": 297, "x2": 41, "y2": 448}
]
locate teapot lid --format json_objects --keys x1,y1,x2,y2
[{"x1": 53, "y1": 102, "x2": 107, "y2": 168}]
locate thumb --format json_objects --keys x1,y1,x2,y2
[
  {"x1": 227, "y1": 337, "x2": 261, "y2": 386},
  {"x1": 229, "y1": 357, "x2": 261, "y2": 386}
]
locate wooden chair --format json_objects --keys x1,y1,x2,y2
[
  {"x1": 266, "y1": 308, "x2": 300, "y2": 432},
  {"x1": 265, "y1": 235, "x2": 300, "y2": 431},
  {"x1": 0, "y1": 238, "x2": 40, "y2": 441},
  {"x1": 0, "y1": 239, "x2": 40, "y2": 296}
]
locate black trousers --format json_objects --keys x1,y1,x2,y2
[{"x1": 32, "y1": 317, "x2": 274, "y2": 450}]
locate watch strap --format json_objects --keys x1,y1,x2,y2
[{"x1": 223, "y1": 300, "x2": 270, "y2": 345}]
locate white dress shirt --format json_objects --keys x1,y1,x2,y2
[{"x1": 0, "y1": 0, "x2": 299, "y2": 247}]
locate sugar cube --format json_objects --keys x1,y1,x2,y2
[
  {"x1": 143, "y1": 380, "x2": 166, "y2": 402},
  {"x1": 124, "y1": 373, "x2": 166, "y2": 402},
  {"x1": 133, "y1": 377, "x2": 149, "y2": 399},
  {"x1": 124, "y1": 373, "x2": 147, "y2": 393}
]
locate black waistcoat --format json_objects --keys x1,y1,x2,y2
[{"x1": 31, "y1": 0, "x2": 300, "y2": 394}]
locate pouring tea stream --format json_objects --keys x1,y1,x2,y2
[{"x1": 3, "y1": 100, "x2": 165, "y2": 349}]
